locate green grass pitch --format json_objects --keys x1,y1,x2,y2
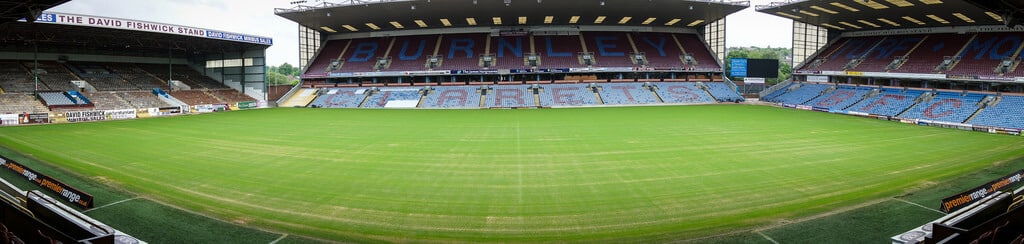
[{"x1": 1, "y1": 105, "x2": 1023, "y2": 242}]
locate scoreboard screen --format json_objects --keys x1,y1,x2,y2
[{"x1": 730, "y1": 58, "x2": 779, "y2": 78}]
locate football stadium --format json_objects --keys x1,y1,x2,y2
[{"x1": 1, "y1": 0, "x2": 1024, "y2": 243}]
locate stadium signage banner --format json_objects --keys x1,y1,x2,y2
[
  {"x1": 0, "y1": 155, "x2": 94, "y2": 209},
  {"x1": 65, "y1": 111, "x2": 106, "y2": 123},
  {"x1": 195, "y1": 104, "x2": 228, "y2": 113},
  {"x1": 30, "y1": 12, "x2": 272, "y2": 45},
  {"x1": 237, "y1": 101, "x2": 257, "y2": 109},
  {"x1": 149, "y1": 106, "x2": 183, "y2": 116},
  {"x1": 18, "y1": 113, "x2": 50, "y2": 124},
  {"x1": 105, "y1": 109, "x2": 136, "y2": 120},
  {"x1": 744, "y1": 78, "x2": 766, "y2": 84},
  {"x1": 0, "y1": 114, "x2": 17, "y2": 126},
  {"x1": 940, "y1": 169, "x2": 1024, "y2": 213},
  {"x1": 806, "y1": 76, "x2": 829, "y2": 82}
]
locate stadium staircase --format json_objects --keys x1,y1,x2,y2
[
  {"x1": 647, "y1": 84, "x2": 665, "y2": 103},
  {"x1": 1001, "y1": 42, "x2": 1024, "y2": 75},
  {"x1": 533, "y1": 89, "x2": 542, "y2": 106},
  {"x1": 888, "y1": 36, "x2": 928, "y2": 72},
  {"x1": 844, "y1": 88, "x2": 880, "y2": 110},
  {"x1": 417, "y1": 90, "x2": 429, "y2": 108},
  {"x1": 478, "y1": 89, "x2": 487, "y2": 108},
  {"x1": 356, "y1": 90, "x2": 374, "y2": 108},
  {"x1": 280, "y1": 88, "x2": 319, "y2": 107},
  {"x1": 333, "y1": 40, "x2": 353, "y2": 72},
  {"x1": 593, "y1": 87, "x2": 605, "y2": 105},
  {"x1": 964, "y1": 96, "x2": 1000, "y2": 124},
  {"x1": 695, "y1": 82, "x2": 717, "y2": 101},
  {"x1": 896, "y1": 92, "x2": 934, "y2": 117},
  {"x1": 942, "y1": 34, "x2": 978, "y2": 72},
  {"x1": 845, "y1": 37, "x2": 889, "y2": 71}
]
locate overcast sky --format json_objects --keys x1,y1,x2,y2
[{"x1": 49, "y1": 0, "x2": 792, "y2": 67}]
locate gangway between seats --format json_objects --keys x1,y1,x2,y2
[
  {"x1": 895, "y1": 92, "x2": 935, "y2": 118},
  {"x1": 280, "y1": 88, "x2": 319, "y2": 107}
]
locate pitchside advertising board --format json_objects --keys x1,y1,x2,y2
[
  {"x1": 0, "y1": 155, "x2": 94, "y2": 209},
  {"x1": 940, "y1": 169, "x2": 1024, "y2": 213},
  {"x1": 28, "y1": 12, "x2": 272, "y2": 45},
  {"x1": 19, "y1": 113, "x2": 50, "y2": 124},
  {"x1": 0, "y1": 114, "x2": 17, "y2": 125}
]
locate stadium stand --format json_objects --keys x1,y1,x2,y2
[
  {"x1": 137, "y1": 64, "x2": 225, "y2": 89},
  {"x1": 299, "y1": 32, "x2": 726, "y2": 77},
  {"x1": 336, "y1": 37, "x2": 394, "y2": 73},
  {"x1": 421, "y1": 86, "x2": 482, "y2": 109},
  {"x1": 706, "y1": 82, "x2": 744, "y2": 102},
  {"x1": 105, "y1": 63, "x2": 170, "y2": 90},
  {"x1": 82, "y1": 92, "x2": 132, "y2": 111},
  {"x1": 846, "y1": 88, "x2": 924, "y2": 117},
  {"x1": 810, "y1": 36, "x2": 886, "y2": 72},
  {"x1": 631, "y1": 33, "x2": 686, "y2": 69},
  {"x1": 760, "y1": 82, "x2": 797, "y2": 101},
  {"x1": 655, "y1": 82, "x2": 714, "y2": 104},
  {"x1": 361, "y1": 89, "x2": 422, "y2": 108},
  {"x1": 900, "y1": 91, "x2": 985, "y2": 123},
  {"x1": 309, "y1": 88, "x2": 366, "y2": 108},
  {"x1": 66, "y1": 62, "x2": 135, "y2": 91},
  {"x1": 491, "y1": 36, "x2": 528, "y2": 69},
  {"x1": 677, "y1": 34, "x2": 722, "y2": 71},
  {"x1": 583, "y1": 32, "x2": 635, "y2": 68},
  {"x1": 0, "y1": 93, "x2": 48, "y2": 114},
  {"x1": 597, "y1": 83, "x2": 661, "y2": 105},
  {"x1": 0, "y1": 61, "x2": 36, "y2": 93},
  {"x1": 169, "y1": 90, "x2": 222, "y2": 105},
  {"x1": 29, "y1": 61, "x2": 79, "y2": 91},
  {"x1": 803, "y1": 85, "x2": 872, "y2": 110},
  {"x1": 436, "y1": 34, "x2": 488, "y2": 71},
  {"x1": 797, "y1": 32, "x2": 1024, "y2": 75},
  {"x1": 485, "y1": 85, "x2": 535, "y2": 107},
  {"x1": 308, "y1": 39, "x2": 348, "y2": 77},
  {"x1": 946, "y1": 32, "x2": 1024, "y2": 76},
  {"x1": 970, "y1": 95, "x2": 1024, "y2": 129},
  {"x1": 896, "y1": 33, "x2": 974, "y2": 73},
  {"x1": 765, "y1": 83, "x2": 830, "y2": 104},
  {"x1": 538, "y1": 84, "x2": 600, "y2": 107},
  {"x1": 117, "y1": 91, "x2": 168, "y2": 109},
  {"x1": 537, "y1": 35, "x2": 585, "y2": 69},
  {"x1": 847, "y1": 35, "x2": 926, "y2": 72},
  {"x1": 37, "y1": 92, "x2": 77, "y2": 106},
  {"x1": 386, "y1": 36, "x2": 439, "y2": 71},
  {"x1": 208, "y1": 89, "x2": 255, "y2": 104}
]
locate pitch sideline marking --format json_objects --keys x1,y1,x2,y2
[
  {"x1": 892, "y1": 197, "x2": 945, "y2": 214},
  {"x1": 83, "y1": 197, "x2": 141, "y2": 213},
  {"x1": 269, "y1": 234, "x2": 289, "y2": 244},
  {"x1": 756, "y1": 230, "x2": 780, "y2": 244}
]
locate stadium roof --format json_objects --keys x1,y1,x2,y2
[
  {"x1": 0, "y1": 12, "x2": 272, "y2": 57},
  {"x1": 0, "y1": 0, "x2": 69, "y2": 23},
  {"x1": 756, "y1": 0, "x2": 1008, "y2": 31},
  {"x1": 275, "y1": 0, "x2": 749, "y2": 33}
]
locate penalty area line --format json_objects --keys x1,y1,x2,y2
[
  {"x1": 892, "y1": 197, "x2": 945, "y2": 214},
  {"x1": 269, "y1": 234, "x2": 289, "y2": 244},
  {"x1": 83, "y1": 197, "x2": 141, "y2": 213},
  {"x1": 756, "y1": 230, "x2": 780, "y2": 244}
]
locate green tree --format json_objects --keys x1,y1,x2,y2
[{"x1": 279, "y1": 63, "x2": 298, "y2": 77}]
